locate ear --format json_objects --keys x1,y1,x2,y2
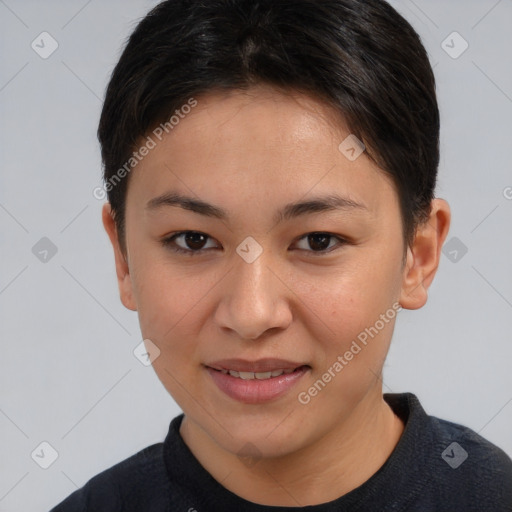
[
  {"x1": 102, "y1": 203, "x2": 137, "y2": 311},
  {"x1": 399, "y1": 199, "x2": 451, "y2": 310}
]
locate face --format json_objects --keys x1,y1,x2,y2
[{"x1": 108, "y1": 86, "x2": 413, "y2": 459}]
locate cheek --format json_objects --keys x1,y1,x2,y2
[
  {"x1": 288, "y1": 255, "x2": 401, "y2": 382},
  {"x1": 293, "y1": 255, "x2": 400, "y2": 329},
  {"x1": 130, "y1": 258, "x2": 216, "y2": 402},
  {"x1": 294, "y1": 267, "x2": 399, "y2": 408},
  {"x1": 130, "y1": 255, "x2": 216, "y2": 342}
]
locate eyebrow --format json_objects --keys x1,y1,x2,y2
[{"x1": 145, "y1": 191, "x2": 368, "y2": 224}]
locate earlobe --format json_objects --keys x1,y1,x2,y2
[
  {"x1": 101, "y1": 203, "x2": 138, "y2": 312},
  {"x1": 399, "y1": 199, "x2": 451, "y2": 310}
]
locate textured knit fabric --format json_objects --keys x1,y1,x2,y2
[{"x1": 49, "y1": 393, "x2": 512, "y2": 511}]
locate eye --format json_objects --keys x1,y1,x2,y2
[
  {"x1": 162, "y1": 231, "x2": 220, "y2": 255},
  {"x1": 162, "y1": 231, "x2": 347, "y2": 256},
  {"x1": 293, "y1": 232, "x2": 346, "y2": 254}
]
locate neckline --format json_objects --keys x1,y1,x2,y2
[{"x1": 163, "y1": 392, "x2": 433, "y2": 510}]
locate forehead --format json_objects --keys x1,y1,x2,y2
[
  {"x1": 126, "y1": 86, "x2": 398, "y2": 221},
  {"x1": 159, "y1": 86, "x2": 349, "y2": 158}
]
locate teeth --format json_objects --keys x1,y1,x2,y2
[
  {"x1": 255, "y1": 371, "x2": 272, "y2": 379},
  {"x1": 223, "y1": 369, "x2": 291, "y2": 379}
]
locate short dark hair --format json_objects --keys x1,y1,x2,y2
[{"x1": 98, "y1": 0, "x2": 439, "y2": 252}]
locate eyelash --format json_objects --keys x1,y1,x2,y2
[{"x1": 161, "y1": 231, "x2": 349, "y2": 257}]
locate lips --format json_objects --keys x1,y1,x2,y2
[
  {"x1": 205, "y1": 358, "x2": 310, "y2": 403},
  {"x1": 219, "y1": 368, "x2": 295, "y2": 380},
  {"x1": 206, "y1": 358, "x2": 306, "y2": 373}
]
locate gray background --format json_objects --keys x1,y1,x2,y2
[{"x1": 0, "y1": 1, "x2": 511, "y2": 510}]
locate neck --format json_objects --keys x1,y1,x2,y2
[{"x1": 180, "y1": 387, "x2": 404, "y2": 506}]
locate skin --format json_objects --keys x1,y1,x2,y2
[{"x1": 103, "y1": 85, "x2": 450, "y2": 506}]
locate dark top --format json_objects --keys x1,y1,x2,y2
[{"x1": 50, "y1": 393, "x2": 512, "y2": 511}]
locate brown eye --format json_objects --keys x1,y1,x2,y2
[
  {"x1": 307, "y1": 233, "x2": 331, "y2": 251},
  {"x1": 293, "y1": 232, "x2": 346, "y2": 254},
  {"x1": 162, "y1": 231, "x2": 219, "y2": 255},
  {"x1": 183, "y1": 232, "x2": 208, "y2": 250}
]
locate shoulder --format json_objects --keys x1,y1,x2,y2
[
  {"x1": 430, "y1": 413, "x2": 512, "y2": 473},
  {"x1": 49, "y1": 442, "x2": 170, "y2": 512},
  {"x1": 385, "y1": 393, "x2": 512, "y2": 511},
  {"x1": 426, "y1": 413, "x2": 512, "y2": 509}
]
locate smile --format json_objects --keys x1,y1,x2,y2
[
  {"x1": 216, "y1": 368, "x2": 296, "y2": 380},
  {"x1": 206, "y1": 362, "x2": 310, "y2": 404}
]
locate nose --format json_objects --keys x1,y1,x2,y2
[{"x1": 214, "y1": 251, "x2": 293, "y2": 340}]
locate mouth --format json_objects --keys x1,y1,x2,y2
[
  {"x1": 209, "y1": 367, "x2": 306, "y2": 380},
  {"x1": 205, "y1": 359, "x2": 311, "y2": 403},
  {"x1": 206, "y1": 358, "x2": 308, "y2": 373}
]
